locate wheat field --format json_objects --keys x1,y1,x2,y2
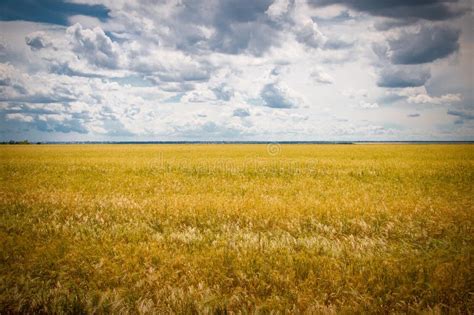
[{"x1": 0, "y1": 144, "x2": 473, "y2": 313}]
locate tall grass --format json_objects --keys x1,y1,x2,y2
[{"x1": 1, "y1": 144, "x2": 473, "y2": 313}]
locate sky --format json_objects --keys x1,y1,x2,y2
[{"x1": 0, "y1": 0, "x2": 473, "y2": 141}]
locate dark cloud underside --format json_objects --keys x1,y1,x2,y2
[
  {"x1": 388, "y1": 26, "x2": 460, "y2": 64},
  {"x1": 377, "y1": 66, "x2": 431, "y2": 88},
  {"x1": 311, "y1": 0, "x2": 467, "y2": 21}
]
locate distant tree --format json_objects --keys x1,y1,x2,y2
[{"x1": 6, "y1": 140, "x2": 30, "y2": 144}]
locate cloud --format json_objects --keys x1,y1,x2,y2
[
  {"x1": 313, "y1": 9, "x2": 354, "y2": 25},
  {"x1": 3, "y1": 105, "x2": 89, "y2": 134},
  {"x1": 169, "y1": 120, "x2": 247, "y2": 140},
  {"x1": 266, "y1": 0, "x2": 290, "y2": 20},
  {"x1": 159, "y1": 0, "x2": 283, "y2": 56},
  {"x1": 342, "y1": 89, "x2": 368, "y2": 99},
  {"x1": 5, "y1": 112, "x2": 34, "y2": 122},
  {"x1": 100, "y1": 119, "x2": 134, "y2": 137},
  {"x1": 67, "y1": 23, "x2": 122, "y2": 69},
  {"x1": 155, "y1": 67, "x2": 210, "y2": 83},
  {"x1": 358, "y1": 101, "x2": 379, "y2": 109},
  {"x1": 129, "y1": 47, "x2": 211, "y2": 86},
  {"x1": 407, "y1": 93, "x2": 461, "y2": 104},
  {"x1": 182, "y1": 89, "x2": 216, "y2": 103},
  {"x1": 323, "y1": 38, "x2": 354, "y2": 50},
  {"x1": 216, "y1": 0, "x2": 274, "y2": 24},
  {"x1": 25, "y1": 31, "x2": 52, "y2": 51},
  {"x1": 310, "y1": 67, "x2": 334, "y2": 84},
  {"x1": 374, "y1": 18, "x2": 419, "y2": 31},
  {"x1": 233, "y1": 108, "x2": 250, "y2": 117},
  {"x1": 311, "y1": 0, "x2": 467, "y2": 22},
  {"x1": 290, "y1": 0, "x2": 328, "y2": 49},
  {"x1": 295, "y1": 21, "x2": 327, "y2": 49},
  {"x1": 447, "y1": 109, "x2": 474, "y2": 122},
  {"x1": 210, "y1": 21, "x2": 279, "y2": 56},
  {"x1": 377, "y1": 66, "x2": 431, "y2": 88},
  {"x1": 260, "y1": 82, "x2": 302, "y2": 108},
  {"x1": 38, "y1": 113, "x2": 89, "y2": 134},
  {"x1": 212, "y1": 84, "x2": 234, "y2": 101},
  {"x1": 0, "y1": 63, "x2": 76, "y2": 103},
  {"x1": 387, "y1": 26, "x2": 460, "y2": 64},
  {"x1": 155, "y1": 82, "x2": 195, "y2": 93},
  {"x1": 382, "y1": 87, "x2": 463, "y2": 107},
  {"x1": 68, "y1": 15, "x2": 103, "y2": 28}
]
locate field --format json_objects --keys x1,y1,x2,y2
[{"x1": 1, "y1": 144, "x2": 473, "y2": 313}]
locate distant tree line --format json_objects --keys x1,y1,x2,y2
[{"x1": 1, "y1": 140, "x2": 41, "y2": 144}]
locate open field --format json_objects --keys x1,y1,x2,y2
[{"x1": 1, "y1": 144, "x2": 473, "y2": 313}]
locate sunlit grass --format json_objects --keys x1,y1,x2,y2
[{"x1": 1, "y1": 144, "x2": 473, "y2": 313}]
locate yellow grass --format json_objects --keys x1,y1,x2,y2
[{"x1": 1, "y1": 144, "x2": 473, "y2": 313}]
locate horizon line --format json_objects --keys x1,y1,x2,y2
[{"x1": 2, "y1": 140, "x2": 474, "y2": 145}]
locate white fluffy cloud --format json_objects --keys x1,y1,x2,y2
[
  {"x1": 67, "y1": 23, "x2": 125, "y2": 69},
  {"x1": 261, "y1": 81, "x2": 304, "y2": 109},
  {"x1": 310, "y1": 67, "x2": 334, "y2": 84},
  {"x1": 407, "y1": 93, "x2": 461, "y2": 105}
]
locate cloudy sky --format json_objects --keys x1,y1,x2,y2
[{"x1": 0, "y1": 0, "x2": 473, "y2": 141}]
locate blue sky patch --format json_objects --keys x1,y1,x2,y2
[{"x1": 0, "y1": 0, "x2": 109, "y2": 26}]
